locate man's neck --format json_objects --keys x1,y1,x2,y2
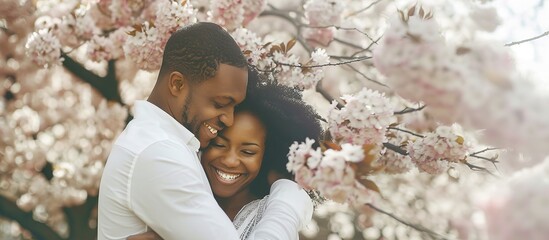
[
  {"x1": 147, "y1": 92, "x2": 180, "y2": 125},
  {"x1": 147, "y1": 91, "x2": 165, "y2": 112}
]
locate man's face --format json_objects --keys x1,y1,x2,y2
[{"x1": 180, "y1": 64, "x2": 248, "y2": 148}]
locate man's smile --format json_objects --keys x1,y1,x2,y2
[{"x1": 203, "y1": 122, "x2": 219, "y2": 135}]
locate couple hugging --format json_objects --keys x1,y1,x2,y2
[{"x1": 97, "y1": 22, "x2": 322, "y2": 240}]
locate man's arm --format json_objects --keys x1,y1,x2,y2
[
  {"x1": 130, "y1": 140, "x2": 240, "y2": 240},
  {"x1": 126, "y1": 230, "x2": 161, "y2": 240},
  {"x1": 128, "y1": 179, "x2": 313, "y2": 240},
  {"x1": 248, "y1": 179, "x2": 314, "y2": 240}
]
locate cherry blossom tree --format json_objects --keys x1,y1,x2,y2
[{"x1": 1, "y1": 0, "x2": 548, "y2": 239}]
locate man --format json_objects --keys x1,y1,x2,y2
[{"x1": 97, "y1": 22, "x2": 312, "y2": 240}]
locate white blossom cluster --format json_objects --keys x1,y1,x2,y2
[
  {"x1": 230, "y1": 28, "x2": 267, "y2": 65},
  {"x1": 122, "y1": 21, "x2": 165, "y2": 71},
  {"x1": 25, "y1": 29, "x2": 63, "y2": 68},
  {"x1": 154, "y1": 0, "x2": 197, "y2": 35},
  {"x1": 102, "y1": 0, "x2": 151, "y2": 27},
  {"x1": 407, "y1": 124, "x2": 473, "y2": 174},
  {"x1": 26, "y1": 1, "x2": 161, "y2": 67},
  {"x1": 304, "y1": 0, "x2": 344, "y2": 27},
  {"x1": 301, "y1": 0, "x2": 345, "y2": 47},
  {"x1": 242, "y1": 0, "x2": 266, "y2": 26},
  {"x1": 209, "y1": 0, "x2": 245, "y2": 31},
  {"x1": 374, "y1": 8, "x2": 549, "y2": 165},
  {"x1": 327, "y1": 88, "x2": 397, "y2": 146},
  {"x1": 373, "y1": 15, "x2": 457, "y2": 113},
  {"x1": 27, "y1": 5, "x2": 101, "y2": 66},
  {"x1": 122, "y1": 0, "x2": 198, "y2": 70},
  {"x1": 286, "y1": 138, "x2": 374, "y2": 206},
  {"x1": 274, "y1": 48, "x2": 330, "y2": 90},
  {"x1": 1, "y1": 98, "x2": 127, "y2": 227},
  {"x1": 231, "y1": 28, "x2": 330, "y2": 90},
  {"x1": 302, "y1": 27, "x2": 335, "y2": 47},
  {"x1": 231, "y1": 27, "x2": 328, "y2": 84},
  {"x1": 54, "y1": 9, "x2": 100, "y2": 47},
  {"x1": 87, "y1": 36, "x2": 115, "y2": 62},
  {"x1": 376, "y1": 128, "x2": 416, "y2": 174},
  {"x1": 3, "y1": 24, "x2": 129, "y2": 229}
]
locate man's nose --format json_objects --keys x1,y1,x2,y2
[{"x1": 219, "y1": 108, "x2": 234, "y2": 127}]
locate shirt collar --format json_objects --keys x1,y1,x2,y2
[{"x1": 133, "y1": 100, "x2": 201, "y2": 152}]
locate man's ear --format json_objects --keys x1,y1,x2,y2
[{"x1": 168, "y1": 71, "x2": 188, "y2": 96}]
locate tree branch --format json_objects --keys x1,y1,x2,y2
[
  {"x1": 259, "y1": 10, "x2": 312, "y2": 53},
  {"x1": 394, "y1": 105, "x2": 426, "y2": 115},
  {"x1": 349, "y1": 35, "x2": 382, "y2": 57},
  {"x1": 388, "y1": 126, "x2": 425, "y2": 138},
  {"x1": 63, "y1": 196, "x2": 98, "y2": 240},
  {"x1": 315, "y1": 79, "x2": 344, "y2": 109},
  {"x1": 383, "y1": 141, "x2": 498, "y2": 175},
  {"x1": 301, "y1": 25, "x2": 376, "y2": 43},
  {"x1": 505, "y1": 30, "x2": 549, "y2": 46},
  {"x1": 461, "y1": 160, "x2": 497, "y2": 177},
  {"x1": 383, "y1": 142, "x2": 408, "y2": 155},
  {"x1": 345, "y1": 63, "x2": 389, "y2": 87},
  {"x1": 468, "y1": 148, "x2": 499, "y2": 169},
  {"x1": 345, "y1": 0, "x2": 386, "y2": 18},
  {"x1": 470, "y1": 147, "x2": 497, "y2": 155},
  {"x1": 61, "y1": 54, "x2": 123, "y2": 104},
  {"x1": 333, "y1": 37, "x2": 364, "y2": 49},
  {"x1": 0, "y1": 195, "x2": 64, "y2": 240},
  {"x1": 275, "y1": 56, "x2": 371, "y2": 69}
]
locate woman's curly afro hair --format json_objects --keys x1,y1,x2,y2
[{"x1": 237, "y1": 68, "x2": 323, "y2": 198}]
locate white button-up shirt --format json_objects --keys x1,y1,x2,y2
[{"x1": 98, "y1": 100, "x2": 312, "y2": 240}]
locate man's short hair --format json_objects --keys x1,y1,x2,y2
[{"x1": 159, "y1": 22, "x2": 248, "y2": 82}]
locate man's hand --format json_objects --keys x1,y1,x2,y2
[{"x1": 126, "y1": 230, "x2": 162, "y2": 240}]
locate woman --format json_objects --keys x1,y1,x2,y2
[
  {"x1": 205, "y1": 77, "x2": 323, "y2": 237},
  {"x1": 129, "y1": 70, "x2": 322, "y2": 239}
]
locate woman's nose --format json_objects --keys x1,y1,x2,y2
[{"x1": 220, "y1": 151, "x2": 240, "y2": 168}]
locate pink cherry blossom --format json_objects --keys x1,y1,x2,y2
[
  {"x1": 407, "y1": 124, "x2": 473, "y2": 174},
  {"x1": 242, "y1": 0, "x2": 266, "y2": 26},
  {"x1": 209, "y1": 0, "x2": 244, "y2": 31},
  {"x1": 154, "y1": 0, "x2": 197, "y2": 35},
  {"x1": 25, "y1": 29, "x2": 64, "y2": 68},
  {"x1": 327, "y1": 88, "x2": 396, "y2": 146},
  {"x1": 304, "y1": 0, "x2": 344, "y2": 27},
  {"x1": 123, "y1": 21, "x2": 166, "y2": 71}
]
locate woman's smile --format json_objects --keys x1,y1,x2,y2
[{"x1": 211, "y1": 166, "x2": 246, "y2": 184}]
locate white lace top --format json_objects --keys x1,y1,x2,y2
[
  {"x1": 232, "y1": 180, "x2": 313, "y2": 240},
  {"x1": 233, "y1": 196, "x2": 270, "y2": 240}
]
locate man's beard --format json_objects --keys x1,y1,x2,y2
[{"x1": 181, "y1": 91, "x2": 199, "y2": 134}]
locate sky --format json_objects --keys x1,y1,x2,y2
[{"x1": 493, "y1": 0, "x2": 549, "y2": 86}]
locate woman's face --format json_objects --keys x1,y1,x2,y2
[{"x1": 201, "y1": 110, "x2": 266, "y2": 198}]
